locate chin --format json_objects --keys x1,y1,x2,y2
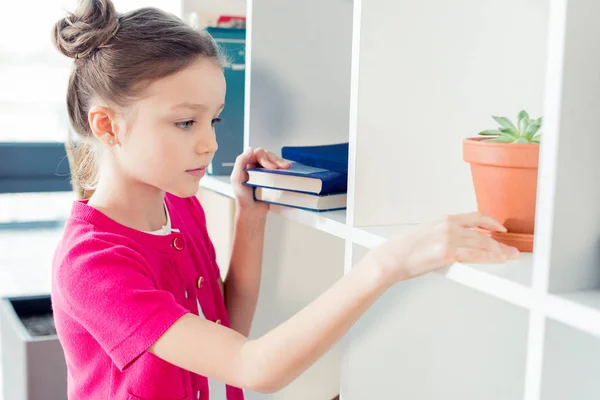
[{"x1": 167, "y1": 182, "x2": 202, "y2": 199}]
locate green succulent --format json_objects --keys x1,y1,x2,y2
[{"x1": 478, "y1": 110, "x2": 542, "y2": 144}]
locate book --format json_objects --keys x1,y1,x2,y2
[
  {"x1": 244, "y1": 162, "x2": 347, "y2": 195},
  {"x1": 281, "y1": 142, "x2": 349, "y2": 174},
  {"x1": 253, "y1": 186, "x2": 346, "y2": 212}
]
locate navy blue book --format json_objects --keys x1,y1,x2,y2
[
  {"x1": 281, "y1": 142, "x2": 349, "y2": 174},
  {"x1": 244, "y1": 162, "x2": 347, "y2": 195},
  {"x1": 252, "y1": 186, "x2": 346, "y2": 212}
]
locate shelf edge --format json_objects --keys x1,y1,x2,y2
[{"x1": 544, "y1": 294, "x2": 600, "y2": 338}]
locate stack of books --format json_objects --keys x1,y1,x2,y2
[{"x1": 243, "y1": 143, "x2": 349, "y2": 212}]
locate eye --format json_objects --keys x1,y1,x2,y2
[
  {"x1": 176, "y1": 120, "x2": 195, "y2": 130},
  {"x1": 211, "y1": 118, "x2": 222, "y2": 127}
]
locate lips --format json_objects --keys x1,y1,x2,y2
[{"x1": 187, "y1": 166, "x2": 207, "y2": 178}]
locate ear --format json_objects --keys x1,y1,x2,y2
[{"x1": 88, "y1": 105, "x2": 120, "y2": 146}]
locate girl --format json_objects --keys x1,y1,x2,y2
[{"x1": 50, "y1": 1, "x2": 519, "y2": 399}]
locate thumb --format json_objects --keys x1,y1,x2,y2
[
  {"x1": 231, "y1": 147, "x2": 253, "y2": 178},
  {"x1": 236, "y1": 147, "x2": 253, "y2": 166}
]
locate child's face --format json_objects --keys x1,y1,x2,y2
[{"x1": 118, "y1": 57, "x2": 226, "y2": 198}]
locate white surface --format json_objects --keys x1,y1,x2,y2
[
  {"x1": 539, "y1": 0, "x2": 600, "y2": 294},
  {"x1": 246, "y1": 213, "x2": 344, "y2": 400},
  {"x1": 342, "y1": 245, "x2": 529, "y2": 400},
  {"x1": 345, "y1": 0, "x2": 362, "y2": 229},
  {"x1": 541, "y1": 319, "x2": 600, "y2": 400},
  {"x1": 544, "y1": 291, "x2": 600, "y2": 339},
  {"x1": 523, "y1": 1, "x2": 569, "y2": 396},
  {"x1": 246, "y1": 0, "x2": 352, "y2": 153},
  {"x1": 182, "y1": 0, "x2": 246, "y2": 22},
  {"x1": 350, "y1": 0, "x2": 548, "y2": 227},
  {"x1": 0, "y1": 228, "x2": 61, "y2": 297}
]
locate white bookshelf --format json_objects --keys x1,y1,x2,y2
[{"x1": 194, "y1": 0, "x2": 600, "y2": 398}]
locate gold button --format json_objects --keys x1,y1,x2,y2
[
  {"x1": 197, "y1": 276, "x2": 204, "y2": 289},
  {"x1": 172, "y1": 237, "x2": 184, "y2": 251},
  {"x1": 216, "y1": 319, "x2": 221, "y2": 325}
]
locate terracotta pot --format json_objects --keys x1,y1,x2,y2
[{"x1": 463, "y1": 137, "x2": 539, "y2": 252}]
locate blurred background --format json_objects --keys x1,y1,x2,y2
[{"x1": 0, "y1": 1, "x2": 245, "y2": 398}]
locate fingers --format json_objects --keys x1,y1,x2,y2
[
  {"x1": 457, "y1": 227, "x2": 506, "y2": 259},
  {"x1": 451, "y1": 228, "x2": 520, "y2": 264},
  {"x1": 252, "y1": 147, "x2": 276, "y2": 169},
  {"x1": 231, "y1": 147, "x2": 253, "y2": 183},
  {"x1": 451, "y1": 212, "x2": 507, "y2": 233},
  {"x1": 499, "y1": 242, "x2": 520, "y2": 259},
  {"x1": 266, "y1": 150, "x2": 291, "y2": 168},
  {"x1": 233, "y1": 146, "x2": 290, "y2": 174},
  {"x1": 454, "y1": 247, "x2": 507, "y2": 264},
  {"x1": 253, "y1": 147, "x2": 290, "y2": 169},
  {"x1": 441, "y1": 218, "x2": 520, "y2": 265}
]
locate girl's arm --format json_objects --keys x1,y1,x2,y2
[
  {"x1": 150, "y1": 212, "x2": 518, "y2": 393},
  {"x1": 222, "y1": 206, "x2": 267, "y2": 336},
  {"x1": 221, "y1": 147, "x2": 289, "y2": 336},
  {"x1": 151, "y1": 249, "x2": 385, "y2": 394}
]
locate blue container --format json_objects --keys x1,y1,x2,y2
[{"x1": 206, "y1": 27, "x2": 246, "y2": 176}]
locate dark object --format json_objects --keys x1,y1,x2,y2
[
  {"x1": 281, "y1": 143, "x2": 349, "y2": 174},
  {"x1": 20, "y1": 313, "x2": 57, "y2": 337},
  {"x1": 0, "y1": 142, "x2": 72, "y2": 194},
  {"x1": 1, "y1": 294, "x2": 67, "y2": 400},
  {"x1": 206, "y1": 27, "x2": 246, "y2": 176}
]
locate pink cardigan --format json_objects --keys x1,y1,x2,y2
[{"x1": 51, "y1": 193, "x2": 245, "y2": 400}]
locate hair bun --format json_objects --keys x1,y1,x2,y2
[{"x1": 52, "y1": 0, "x2": 120, "y2": 60}]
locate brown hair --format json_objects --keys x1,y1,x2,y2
[{"x1": 52, "y1": 0, "x2": 223, "y2": 194}]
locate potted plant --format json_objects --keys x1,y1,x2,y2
[{"x1": 463, "y1": 110, "x2": 541, "y2": 252}]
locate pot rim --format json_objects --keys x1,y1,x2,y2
[
  {"x1": 464, "y1": 136, "x2": 540, "y2": 148},
  {"x1": 463, "y1": 136, "x2": 540, "y2": 168}
]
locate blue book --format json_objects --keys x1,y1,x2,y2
[
  {"x1": 252, "y1": 186, "x2": 346, "y2": 212},
  {"x1": 281, "y1": 143, "x2": 349, "y2": 174},
  {"x1": 244, "y1": 162, "x2": 347, "y2": 195}
]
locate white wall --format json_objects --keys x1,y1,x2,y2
[
  {"x1": 350, "y1": 0, "x2": 549, "y2": 227},
  {"x1": 247, "y1": 0, "x2": 353, "y2": 153},
  {"x1": 182, "y1": 0, "x2": 246, "y2": 26}
]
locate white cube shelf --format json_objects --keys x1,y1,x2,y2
[
  {"x1": 195, "y1": 0, "x2": 600, "y2": 398},
  {"x1": 540, "y1": 319, "x2": 600, "y2": 400}
]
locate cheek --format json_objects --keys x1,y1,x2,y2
[{"x1": 124, "y1": 125, "x2": 182, "y2": 173}]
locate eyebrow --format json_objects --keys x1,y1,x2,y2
[{"x1": 172, "y1": 102, "x2": 225, "y2": 111}]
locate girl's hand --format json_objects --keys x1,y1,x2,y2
[
  {"x1": 364, "y1": 212, "x2": 520, "y2": 286},
  {"x1": 230, "y1": 147, "x2": 291, "y2": 213}
]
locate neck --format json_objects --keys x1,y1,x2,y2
[{"x1": 87, "y1": 164, "x2": 167, "y2": 233}]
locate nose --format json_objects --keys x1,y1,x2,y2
[{"x1": 194, "y1": 126, "x2": 218, "y2": 155}]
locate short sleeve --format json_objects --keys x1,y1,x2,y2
[{"x1": 56, "y1": 243, "x2": 189, "y2": 371}]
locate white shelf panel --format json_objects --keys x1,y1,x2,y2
[
  {"x1": 200, "y1": 177, "x2": 535, "y2": 308},
  {"x1": 268, "y1": 205, "x2": 348, "y2": 240},
  {"x1": 540, "y1": 318, "x2": 600, "y2": 400},
  {"x1": 544, "y1": 291, "x2": 600, "y2": 339},
  {"x1": 352, "y1": 224, "x2": 534, "y2": 309},
  {"x1": 199, "y1": 175, "x2": 348, "y2": 239}
]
